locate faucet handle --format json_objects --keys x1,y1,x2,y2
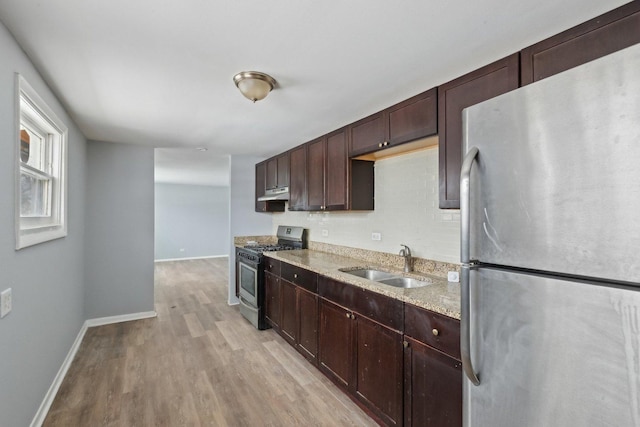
[{"x1": 400, "y1": 244, "x2": 411, "y2": 256}]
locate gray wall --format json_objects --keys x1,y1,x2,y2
[
  {"x1": 155, "y1": 183, "x2": 229, "y2": 260},
  {"x1": 84, "y1": 140, "x2": 155, "y2": 319},
  {"x1": 0, "y1": 22, "x2": 87, "y2": 427},
  {"x1": 228, "y1": 155, "x2": 272, "y2": 304}
]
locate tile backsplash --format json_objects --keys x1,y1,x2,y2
[{"x1": 271, "y1": 147, "x2": 460, "y2": 264}]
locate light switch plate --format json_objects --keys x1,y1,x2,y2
[
  {"x1": 371, "y1": 232, "x2": 381, "y2": 241},
  {"x1": 1, "y1": 288, "x2": 12, "y2": 318}
]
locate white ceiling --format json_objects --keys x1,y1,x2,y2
[
  {"x1": 154, "y1": 148, "x2": 230, "y2": 187},
  {"x1": 0, "y1": 0, "x2": 628, "y2": 163}
]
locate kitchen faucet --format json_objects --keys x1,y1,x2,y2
[{"x1": 399, "y1": 244, "x2": 413, "y2": 273}]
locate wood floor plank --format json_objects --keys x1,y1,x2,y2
[
  {"x1": 184, "y1": 312, "x2": 206, "y2": 337},
  {"x1": 43, "y1": 258, "x2": 377, "y2": 426}
]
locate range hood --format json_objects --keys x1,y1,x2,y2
[{"x1": 258, "y1": 187, "x2": 289, "y2": 202}]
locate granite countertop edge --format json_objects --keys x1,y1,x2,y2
[{"x1": 263, "y1": 249, "x2": 461, "y2": 320}]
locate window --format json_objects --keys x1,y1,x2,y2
[{"x1": 15, "y1": 75, "x2": 68, "y2": 249}]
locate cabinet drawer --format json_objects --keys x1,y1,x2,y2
[
  {"x1": 281, "y1": 262, "x2": 318, "y2": 293},
  {"x1": 404, "y1": 303, "x2": 460, "y2": 360},
  {"x1": 264, "y1": 258, "x2": 281, "y2": 276},
  {"x1": 319, "y1": 276, "x2": 403, "y2": 331}
]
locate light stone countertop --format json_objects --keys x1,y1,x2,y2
[{"x1": 264, "y1": 249, "x2": 461, "y2": 319}]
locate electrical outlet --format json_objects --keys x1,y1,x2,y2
[
  {"x1": 1, "y1": 288, "x2": 12, "y2": 318},
  {"x1": 321, "y1": 229, "x2": 329, "y2": 237},
  {"x1": 447, "y1": 272, "x2": 460, "y2": 283},
  {"x1": 371, "y1": 232, "x2": 381, "y2": 241}
]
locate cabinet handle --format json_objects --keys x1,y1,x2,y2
[
  {"x1": 269, "y1": 264, "x2": 273, "y2": 269},
  {"x1": 294, "y1": 273, "x2": 298, "y2": 279},
  {"x1": 432, "y1": 328, "x2": 439, "y2": 336},
  {"x1": 350, "y1": 314, "x2": 355, "y2": 320},
  {"x1": 378, "y1": 143, "x2": 383, "y2": 148},
  {"x1": 346, "y1": 312, "x2": 350, "y2": 318},
  {"x1": 403, "y1": 340, "x2": 409, "y2": 348}
]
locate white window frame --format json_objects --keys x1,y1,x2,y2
[{"x1": 15, "y1": 74, "x2": 68, "y2": 249}]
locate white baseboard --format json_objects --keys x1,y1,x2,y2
[
  {"x1": 85, "y1": 311, "x2": 157, "y2": 327},
  {"x1": 30, "y1": 322, "x2": 88, "y2": 427},
  {"x1": 154, "y1": 254, "x2": 228, "y2": 262},
  {"x1": 30, "y1": 310, "x2": 157, "y2": 426}
]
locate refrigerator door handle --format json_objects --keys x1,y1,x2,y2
[
  {"x1": 460, "y1": 146, "x2": 478, "y2": 264},
  {"x1": 461, "y1": 265, "x2": 480, "y2": 385},
  {"x1": 460, "y1": 146, "x2": 480, "y2": 385}
]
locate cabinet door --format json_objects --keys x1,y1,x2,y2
[
  {"x1": 325, "y1": 128, "x2": 348, "y2": 211},
  {"x1": 349, "y1": 112, "x2": 386, "y2": 157},
  {"x1": 306, "y1": 138, "x2": 325, "y2": 211},
  {"x1": 355, "y1": 315, "x2": 403, "y2": 426},
  {"x1": 277, "y1": 152, "x2": 290, "y2": 188},
  {"x1": 280, "y1": 279, "x2": 297, "y2": 345},
  {"x1": 255, "y1": 162, "x2": 267, "y2": 212},
  {"x1": 319, "y1": 299, "x2": 355, "y2": 390},
  {"x1": 404, "y1": 337, "x2": 462, "y2": 427},
  {"x1": 296, "y1": 287, "x2": 319, "y2": 364},
  {"x1": 387, "y1": 88, "x2": 437, "y2": 146},
  {"x1": 266, "y1": 157, "x2": 278, "y2": 190},
  {"x1": 288, "y1": 145, "x2": 307, "y2": 211},
  {"x1": 521, "y1": 2, "x2": 640, "y2": 85},
  {"x1": 264, "y1": 272, "x2": 281, "y2": 330},
  {"x1": 438, "y1": 53, "x2": 519, "y2": 209}
]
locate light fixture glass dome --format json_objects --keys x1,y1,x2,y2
[{"x1": 233, "y1": 71, "x2": 276, "y2": 102}]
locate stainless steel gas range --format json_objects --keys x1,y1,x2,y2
[{"x1": 235, "y1": 226, "x2": 308, "y2": 329}]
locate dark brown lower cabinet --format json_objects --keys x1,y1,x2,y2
[
  {"x1": 271, "y1": 269, "x2": 463, "y2": 427},
  {"x1": 356, "y1": 315, "x2": 403, "y2": 426},
  {"x1": 296, "y1": 287, "x2": 319, "y2": 363},
  {"x1": 280, "y1": 280, "x2": 297, "y2": 345},
  {"x1": 278, "y1": 278, "x2": 319, "y2": 364},
  {"x1": 403, "y1": 337, "x2": 462, "y2": 427},
  {"x1": 318, "y1": 298, "x2": 403, "y2": 426},
  {"x1": 264, "y1": 271, "x2": 281, "y2": 330},
  {"x1": 319, "y1": 298, "x2": 355, "y2": 389}
]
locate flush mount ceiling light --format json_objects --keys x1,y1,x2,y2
[{"x1": 233, "y1": 71, "x2": 277, "y2": 103}]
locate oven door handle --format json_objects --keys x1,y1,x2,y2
[{"x1": 238, "y1": 295, "x2": 259, "y2": 313}]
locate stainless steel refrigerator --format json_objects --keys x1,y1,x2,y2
[{"x1": 460, "y1": 43, "x2": 640, "y2": 427}]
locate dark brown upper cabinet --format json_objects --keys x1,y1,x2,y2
[
  {"x1": 521, "y1": 1, "x2": 640, "y2": 86},
  {"x1": 349, "y1": 88, "x2": 438, "y2": 158},
  {"x1": 266, "y1": 152, "x2": 290, "y2": 190},
  {"x1": 438, "y1": 53, "x2": 520, "y2": 209},
  {"x1": 307, "y1": 128, "x2": 352, "y2": 211},
  {"x1": 299, "y1": 127, "x2": 373, "y2": 212},
  {"x1": 255, "y1": 161, "x2": 285, "y2": 212},
  {"x1": 349, "y1": 112, "x2": 385, "y2": 157},
  {"x1": 306, "y1": 136, "x2": 327, "y2": 211},
  {"x1": 288, "y1": 144, "x2": 307, "y2": 211}
]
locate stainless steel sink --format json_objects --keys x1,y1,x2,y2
[
  {"x1": 378, "y1": 276, "x2": 431, "y2": 288},
  {"x1": 340, "y1": 268, "x2": 431, "y2": 288},
  {"x1": 343, "y1": 268, "x2": 398, "y2": 281}
]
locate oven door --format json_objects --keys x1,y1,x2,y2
[{"x1": 237, "y1": 260, "x2": 259, "y2": 307}]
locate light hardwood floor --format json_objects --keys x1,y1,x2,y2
[{"x1": 43, "y1": 258, "x2": 377, "y2": 426}]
